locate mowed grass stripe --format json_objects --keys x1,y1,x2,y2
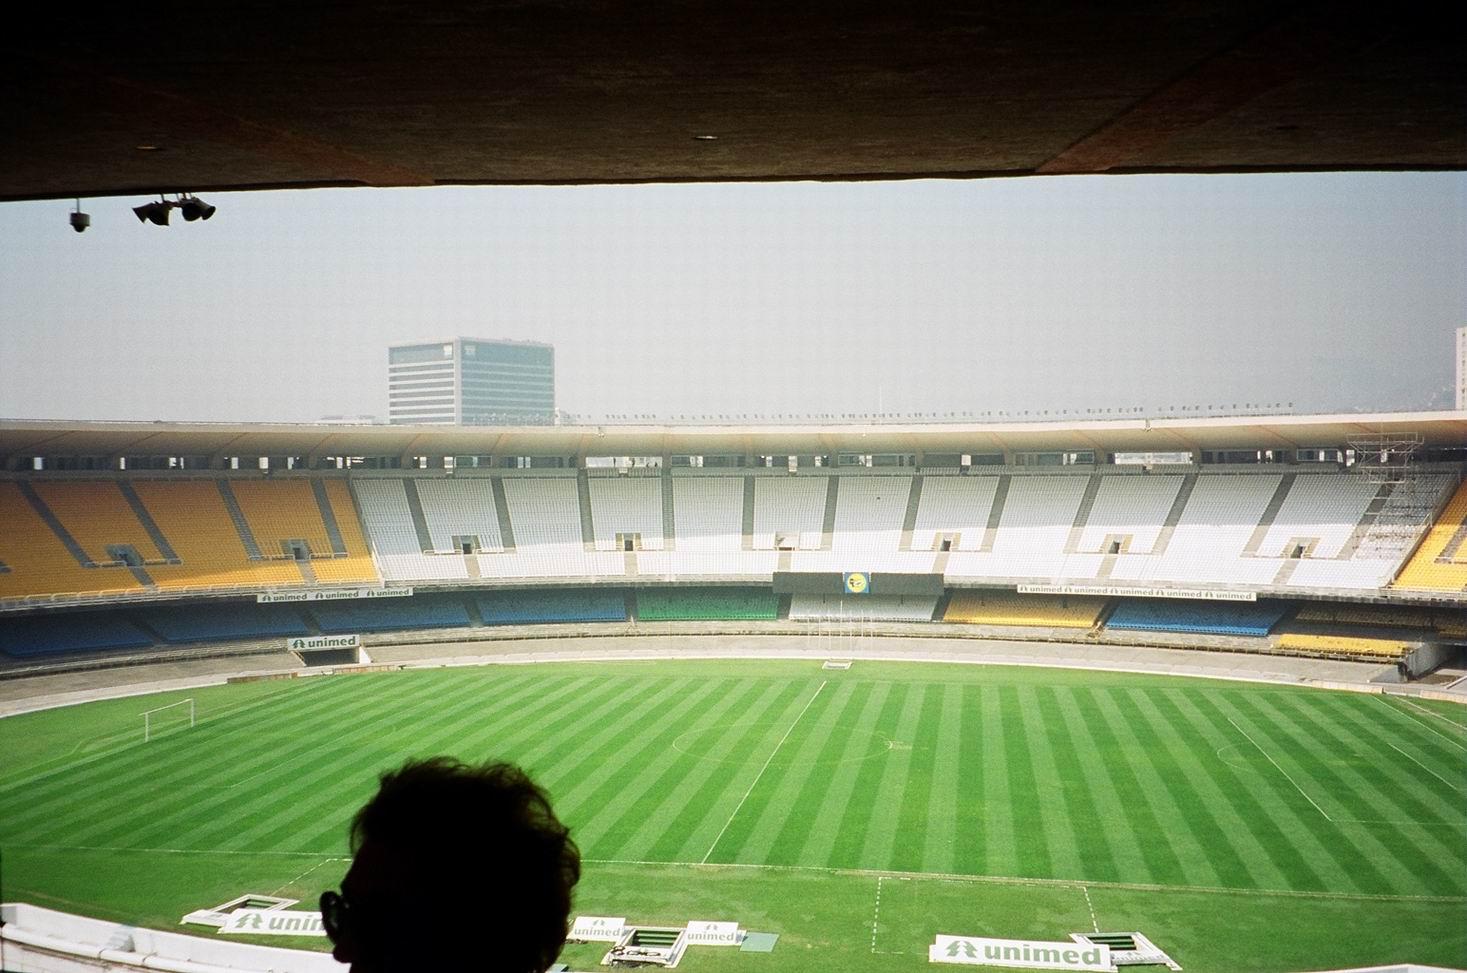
[
  {"x1": 823, "y1": 681, "x2": 910, "y2": 869},
  {"x1": 720, "y1": 680, "x2": 862, "y2": 864},
  {"x1": 221, "y1": 669, "x2": 577, "y2": 853},
  {"x1": 975, "y1": 684, "x2": 1012, "y2": 876},
  {"x1": 1081, "y1": 687, "x2": 1217, "y2": 888},
  {"x1": 1, "y1": 672, "x2": 437, "y2": 846},
  {"x1": 602, "y1": 679, "x2": 797, "y2": 862},
  {"x1": 1221, "y1": 692, "x2": 1464, "y2": 896},
  {"x1": 538, "y1": 678, "x2": 732, "y2": 829},
  {"x1": 1044, "y1": 685, "x2": 1154, "y2": 885},
  {"x1": 920, "y1": 683, "x2": 965, "y2": 875},
  {"x1": 172, "y1": 670, "x2": 537, "y2": 852},
  {"x1": 650, "y1": 680, "x2": 812, "y2": 862},
  {"x1": 791, "y1": 682, "x2": 893, "y2": 867},
  {"x1": 1162, "y1": 688, "x2": 1354, "y2": 893},
  {"x1": 892, "y1": 683, "x2": 944, "y2": 874},
  {"x1": 857, "y1": 679, "x2": 932, "y2": 871},
  {"x1": 572, "y1": 678, "x2": 773, "y2": 855},
  {"x1": 1123, "y1": 687, "x2": 1290, "y2": 891},
  {"x1": 1316, "y1": 693, "x2": 1467, "y2": 783},
  {"x1": 754, "y1": 680, "x2": 874, "y2": 866},
  {"x1": 1167, "y1": 690, "x2": 1393, "y2": 895},
  {"x1": 1014, "y1": 685, "x2": 1085, "y2": 880}
]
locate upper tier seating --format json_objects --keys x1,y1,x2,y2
[
  {"x1": 588, "y1": 475, "x2": 663, "y2": 550},
  {"x1": 476, "y1": 588, "x2": 627, "y2": 624},
  {"x1": 123, "y1": 482, "x2": 304, "y2": 590},
  {"x1": 353, "y1": 478, "x2": 468, "y2": 581},
  {"x1": 752, "y1": 476, "x2": 828, "y2": 549},
  {"x1": 1104, "y1": 598, "x2": 1290, "y2": 637},
  {"x1": 1148, "y1": 474, "x2": 1281, "y2": 584},
  {"x1": 33, "y1": 481, "x2": 165, "y2": 565},
  {"x1": 1393, "y1": 480, "x2": 1467, "y2": 592},
  {"x1": 944, "y1": 591, "x2": 1106, "y2": 628},
  {"x1": 1075, "y1": 475, "x2": 1182, "y2": 554},
  {"x1": 0, "y1": 612, "x2": 153, "y2": 658},
  {"x1": 992, "y1": 475, "x2": 1089, "y2": 555},
  {"x1": 500, "y1": 476, "x2": 583, "y2": 550},
  {"x1": 0, "y1": 483, "x2": 141, "y2": 600},
  {"x1": 312, "y1": 480, "x2": 381, "y2": 584},
  {"x1": 415, "y1": 479, "x2": 504, "y2": 553},
  {"x1": 910, "y1": 475, "x2": 998, "y2": 551},
  {"x1": 671, "y1": 476, "x2": 744, "y2": 551},
  {"x1": 636, "y1": 587, "x2": 778, "y2": 621},
  {"x1": 1257, "y1": 474, "x2": 1377, "y2": 559},
  {"x1": 831, "y1": 476, "x2": 911, "y2": 552}
]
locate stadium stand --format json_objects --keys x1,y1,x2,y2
[
  {"x1": 789, "y1": 593, "x2": 938, "y2": 622},
  {"x1": 831, "y1": 475, "x2": 911, "y2": 552},
  {"x1": 1393, "y1": 479, "x2": 1467, "y2": 592},
  {"x1": 1275, "y1": 631, "x2": 1412, "y2": 659},
  {"x1": 588, "y1": 474, "x2": 664, "y2": 550},
  {"x1": 406, "y1": 477, "x2": 505, "y2": 553},
  {"x1": 0, "y1": 482, "x2": 141, "y2": 599},
  {"x1": 312, "y1": 480, "x2": 381, "y2": 583},
  {"x1": 138, "y1": 603, "x2": 311, "y2": 643},
  {"x1": 130, "y1": 481, "x2": 304, "y2": 589},
  {"x1": 32, "y1": 480, "x2": 166, "y2": 565},
  {"x1": 1256, "y1": 473, "x2": 1379, "y2": 558},
  {"x1": 353, "y1": 478, "x2": 469, "y2": 581},
  {"x1": 944, "y1": 590, "x2": 1107, "y2": 628},
  {"x1": 671, "y1": 475, "x2": 744, "y2": 551},
  {"x1": 1075, "y1": 474, "x2": 1183, "y2": 554},
  {"x1": 635, "y1": 587, "x2": 778, "y2": 621},
  {"x1": 476, "y1": 587, "x2": 627, "y2": 624},
  {"x1": 1145, "y1": 474, "x2": 1283, "y2": 585},
  {"x1": 992, "y1": 474, "x2": 1089, "y2": 555},
  {"x1": 0, "y1": 612, "x2": 153, "y2": 657},
  {"x1": 311, "y1": 595, "x2": 471, "y2": 632},
  {"x1": 910, "y1": 473, "x2": 998, "y2": 551},
  {"x1": 1104, "y1": 598, "x2": 1291, "y2": 637},
  {"x1": 753, "y1": 475, "x2": 827, "y2": 549}
]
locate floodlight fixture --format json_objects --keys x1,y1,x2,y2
[
  {"x1": 70, "y1": 198, "x2": 89, "y2": 233},
  {"x1": 179, "y1": 195, "x2": 216, "y2": 221}
]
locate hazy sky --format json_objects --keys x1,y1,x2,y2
[{"x1": 1, "y1": 171, "x2": 1463, "y2": 423}]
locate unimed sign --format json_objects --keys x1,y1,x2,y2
[
  {"x1": 219, "y1": 910, "x2": 326, "y2": 936},
  {"x1": 930, "y1": 935, "x2": 1111, "y2": 971}
]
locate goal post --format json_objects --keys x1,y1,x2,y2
[{"x1": 143, "y1": 698, "x2": 196, "y2": 742}]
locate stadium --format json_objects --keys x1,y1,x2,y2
[
  {"x1": 1, "y1": 412, "x2": 1465, "y2": 972},
  {"x1": 3, "y1": 3, "x2": 1467, "y2": 972}
]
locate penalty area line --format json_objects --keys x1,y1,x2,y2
[
  {"x1": 1380, "y1": 696, "x2": 1467, "y2": 752},
  {"x1": 701, "y1": 679, "x2": 827, "y2": 864}
]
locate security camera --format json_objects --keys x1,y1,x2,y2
[{"x1": 70, "y1": 211, "x2": 90, "y2": 233}]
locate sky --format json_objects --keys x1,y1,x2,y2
[{"x1": 0, "y1": 171, "x2": 1463, "y2": 423}]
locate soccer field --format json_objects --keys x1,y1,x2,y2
[{"x1": 1, "y1": 658, "x2": 1464, "y2": 972}]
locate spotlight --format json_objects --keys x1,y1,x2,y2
[
  {"x1": 133, "y1": 200, "x2": 171, "y2": 226},
  {"x1": 70, "y1": 199, "x2": 89, "y2": 233},
  {"x1": 179, "y1": 195, "x2": 216, "y2": 221}
]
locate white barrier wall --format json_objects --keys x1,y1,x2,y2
[{"x1": 0, "y1": 903, "x2": 344, "y2": 973}]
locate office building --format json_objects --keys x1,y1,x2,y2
[{"x1": 388, "y1": 337, "x2": 555, "y2": 425}]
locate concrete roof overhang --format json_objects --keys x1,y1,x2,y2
[
  {"x1": 4, "y1": 2, "x2": 1464, "y2": 203},
  {"x1": 2, "y1": 413, "x2": 1463, "y2": 462}
]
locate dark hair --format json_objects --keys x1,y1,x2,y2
[{"x1": 351, "y1": 757, "x2": 580, "y2": 973}]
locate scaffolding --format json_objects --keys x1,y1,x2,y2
[{"x1": 1348, "y1": 432, "x2": 1441, "y2": 560}]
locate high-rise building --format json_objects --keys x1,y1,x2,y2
[
  {"x1": 1457, "y1": 326, "x2": 1466, "y2": 410},
  {"x1": 388, "y1": 337, "x2": 555, "y2": 425}
]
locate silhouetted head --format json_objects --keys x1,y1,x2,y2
[{"x1": 323, "y1": 757, "x2": 580, "y2": 973}]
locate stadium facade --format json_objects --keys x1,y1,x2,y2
[{"x1": 387, "y1": 337, "x2": 555, "y2": 425}]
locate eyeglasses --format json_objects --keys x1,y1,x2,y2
[{"x1": 319, "y1": 889, "x2": 350, "y2": 944}]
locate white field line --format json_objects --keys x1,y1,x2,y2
[
  {"x1": 1080, "y1": 885, "x2": 1099, "y2": 932},
  {"x1": 9, "y1": 843, "x2": 338, "y2": 857},
  {"x1": 1226, "y1": 717, "x2": 1334, "y2": 823},
  {"x1": 870, "y1": 875, "x2": 882, "y2": 953},
  {"x1": 1385, "y1": 696, "x2": 1467, "y2": 746},
  {"x1": 1396, "y1": 696, "x2": 1467, "y2": 730},
  {"x1": 1386, "y1": 740, "x2": 1466, "y2": 792},
  {"x1": 580, "y1": 857, "x2": 1467, "y2": 904},
  {"x1": 700, "y1": 679, "x2": 827, "y2": 864},
  {"x1": 272, "y1": 856, "x2": 350, "y2": 896}
]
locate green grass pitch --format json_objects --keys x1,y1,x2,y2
[{"x1": 1, "y1": 658, "x2": 1464, "y2": 972}]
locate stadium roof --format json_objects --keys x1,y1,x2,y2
[
  {"x1": 3, "y1": 412, "x2": 1464, "y2": 462},
  {"x1": 5, "y1": 2, "x2": 1464, "y2": 202}
]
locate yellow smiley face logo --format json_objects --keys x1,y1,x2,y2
[{"x1": 845, "y1": 572, "x2": 868, "y2": 594}]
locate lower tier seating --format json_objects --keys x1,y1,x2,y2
[
  {"x1": 139, "y1": 604, "x2": 311, "y2": 643},
  {"x1": 1104, "y1": 598, "x2": 1291, "y2": 637},
  {"x1": 635, "y1": 587, "x2": 778, "y2": 621},
  {"x1": 944, "y1": 591, "x2": 1107, "y2": 628},
  {"x1": 1275, "y1": 632, "x2": 1412, "y2": 659},
  {"x1": 476, "y1": 588, "x2": 628, "y2": 625},
  {"x1": 310, "y1": 596, "x2": 471, "y2": 633},
  {"x1": 789, "y1": 594, "x2": 938, "y2": 622},
  {"x1": 0, "y1": 613, "x2": 153, "y2": 658}
]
